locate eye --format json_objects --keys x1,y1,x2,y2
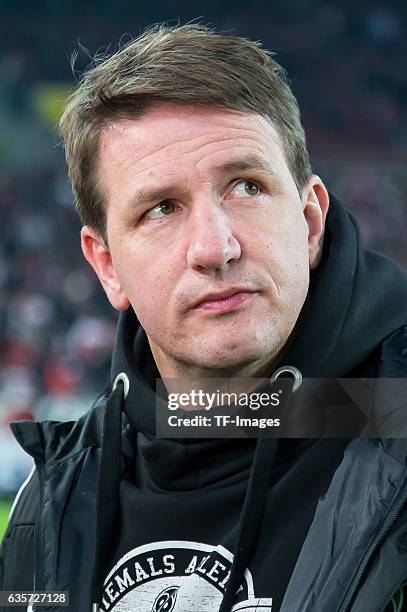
[
  {"x1": 232, "y1": 180, "x2": 261, "y2": 197},
  {"x1": 144, "y1": 201, "x2": 177, "y2": 219}
]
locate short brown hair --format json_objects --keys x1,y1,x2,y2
[{"x1": 59, "y1": 23, "x2": 312, "y2": 244}]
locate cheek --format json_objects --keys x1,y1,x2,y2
[
  {"x1": 119, "y1": 249, "x2": 177, "y2": 319},
  {"x1": 255, "y1": 213, "x2": 309, "y2": 290},
  {"x1": 258, "y1": 212, "x2": 307, "y2": 257}
]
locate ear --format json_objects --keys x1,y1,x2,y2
[
  {"x1": 301, "y1": 175, "x2": 330, "y2": 269},
  {"x1": 80, "y1": 226, "x2": 130, "y2": 311}
]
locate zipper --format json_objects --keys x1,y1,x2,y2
[
  {"x1": 338, "y1": 475, "x2": 407, "y2": 612},
  {"x1": 34, "y1": 461, "x2": 46, "y2": 595}
]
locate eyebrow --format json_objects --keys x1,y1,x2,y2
[
  {"x1": 125, "y1": 154, "x2": 275, "y2": 214},
  {"x1": 216, "y1": 156, "x2": 275, "y2": 178}
]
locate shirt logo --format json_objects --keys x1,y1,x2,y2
[
  {"x1": 152, "y1": 585, "x2": 179, "y2": 612},
  {"x1": 101, "y1": 540, "x2": 273, "y2": 611}
]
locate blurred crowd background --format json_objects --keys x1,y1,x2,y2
[{"x1": 0, "y1": 0, "x2": 406, "y2": 494}]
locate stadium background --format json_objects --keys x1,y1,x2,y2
[{"x1": 0, "y1": 0, "x2": 406, "y2": 535}]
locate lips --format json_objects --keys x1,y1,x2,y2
[{"x1": 191, "y1": 288, "x2": 256, "y2": 310}]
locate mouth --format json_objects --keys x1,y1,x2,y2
[{"x1": 191, "y1": 290, "x2": 257, "y2": 313}]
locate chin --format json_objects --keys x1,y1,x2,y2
[{"x1": 190, "y1": 342, "x2": 270, "y2": 372}]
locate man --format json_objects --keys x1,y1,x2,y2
[{"x1": 1, "y1": 23, "x2": 407, "y2": 612}]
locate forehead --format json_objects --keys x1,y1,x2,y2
[{"x1": 98, "y1": 104, "x2": 287, "y2": 177}]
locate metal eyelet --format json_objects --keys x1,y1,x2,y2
[
  {"x1": 112, "y1": 372, "x2": 130, "y2": 399},
  {"x1": 270, "y1": 366, "x2": 302, "y2": 392}
]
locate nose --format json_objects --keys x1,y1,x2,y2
[{"x1": 186, "y1": 202, "x2": 242, "y2": 272}]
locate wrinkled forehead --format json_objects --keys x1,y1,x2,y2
[{"x1": 98, "y1": 104, "x2": 287, "y2": 177}]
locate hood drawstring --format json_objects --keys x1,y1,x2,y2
[
  {"x1": 219, "y1": 373, "x2": 298, "y2": 612},
  {"x1": 218, "y1": 437, "x2": 279, "y2": 612},
  {"x1": 91, "y1": 373, "x2": 129, "y2": 611},
  {"x1": 91, "y1": 368, "x2": 300, "y2": 612}
]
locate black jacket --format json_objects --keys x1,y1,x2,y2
[{"x1": 1, "y1": 194, "x2": 407, "y2": 612}]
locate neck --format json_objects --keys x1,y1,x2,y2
[{"x1": 148, "y1": 339, "x2": 288, "y2": 407}]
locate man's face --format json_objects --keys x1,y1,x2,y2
[{"x1": 83, "y1": 104, "x2": 328, "y2": 377}]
